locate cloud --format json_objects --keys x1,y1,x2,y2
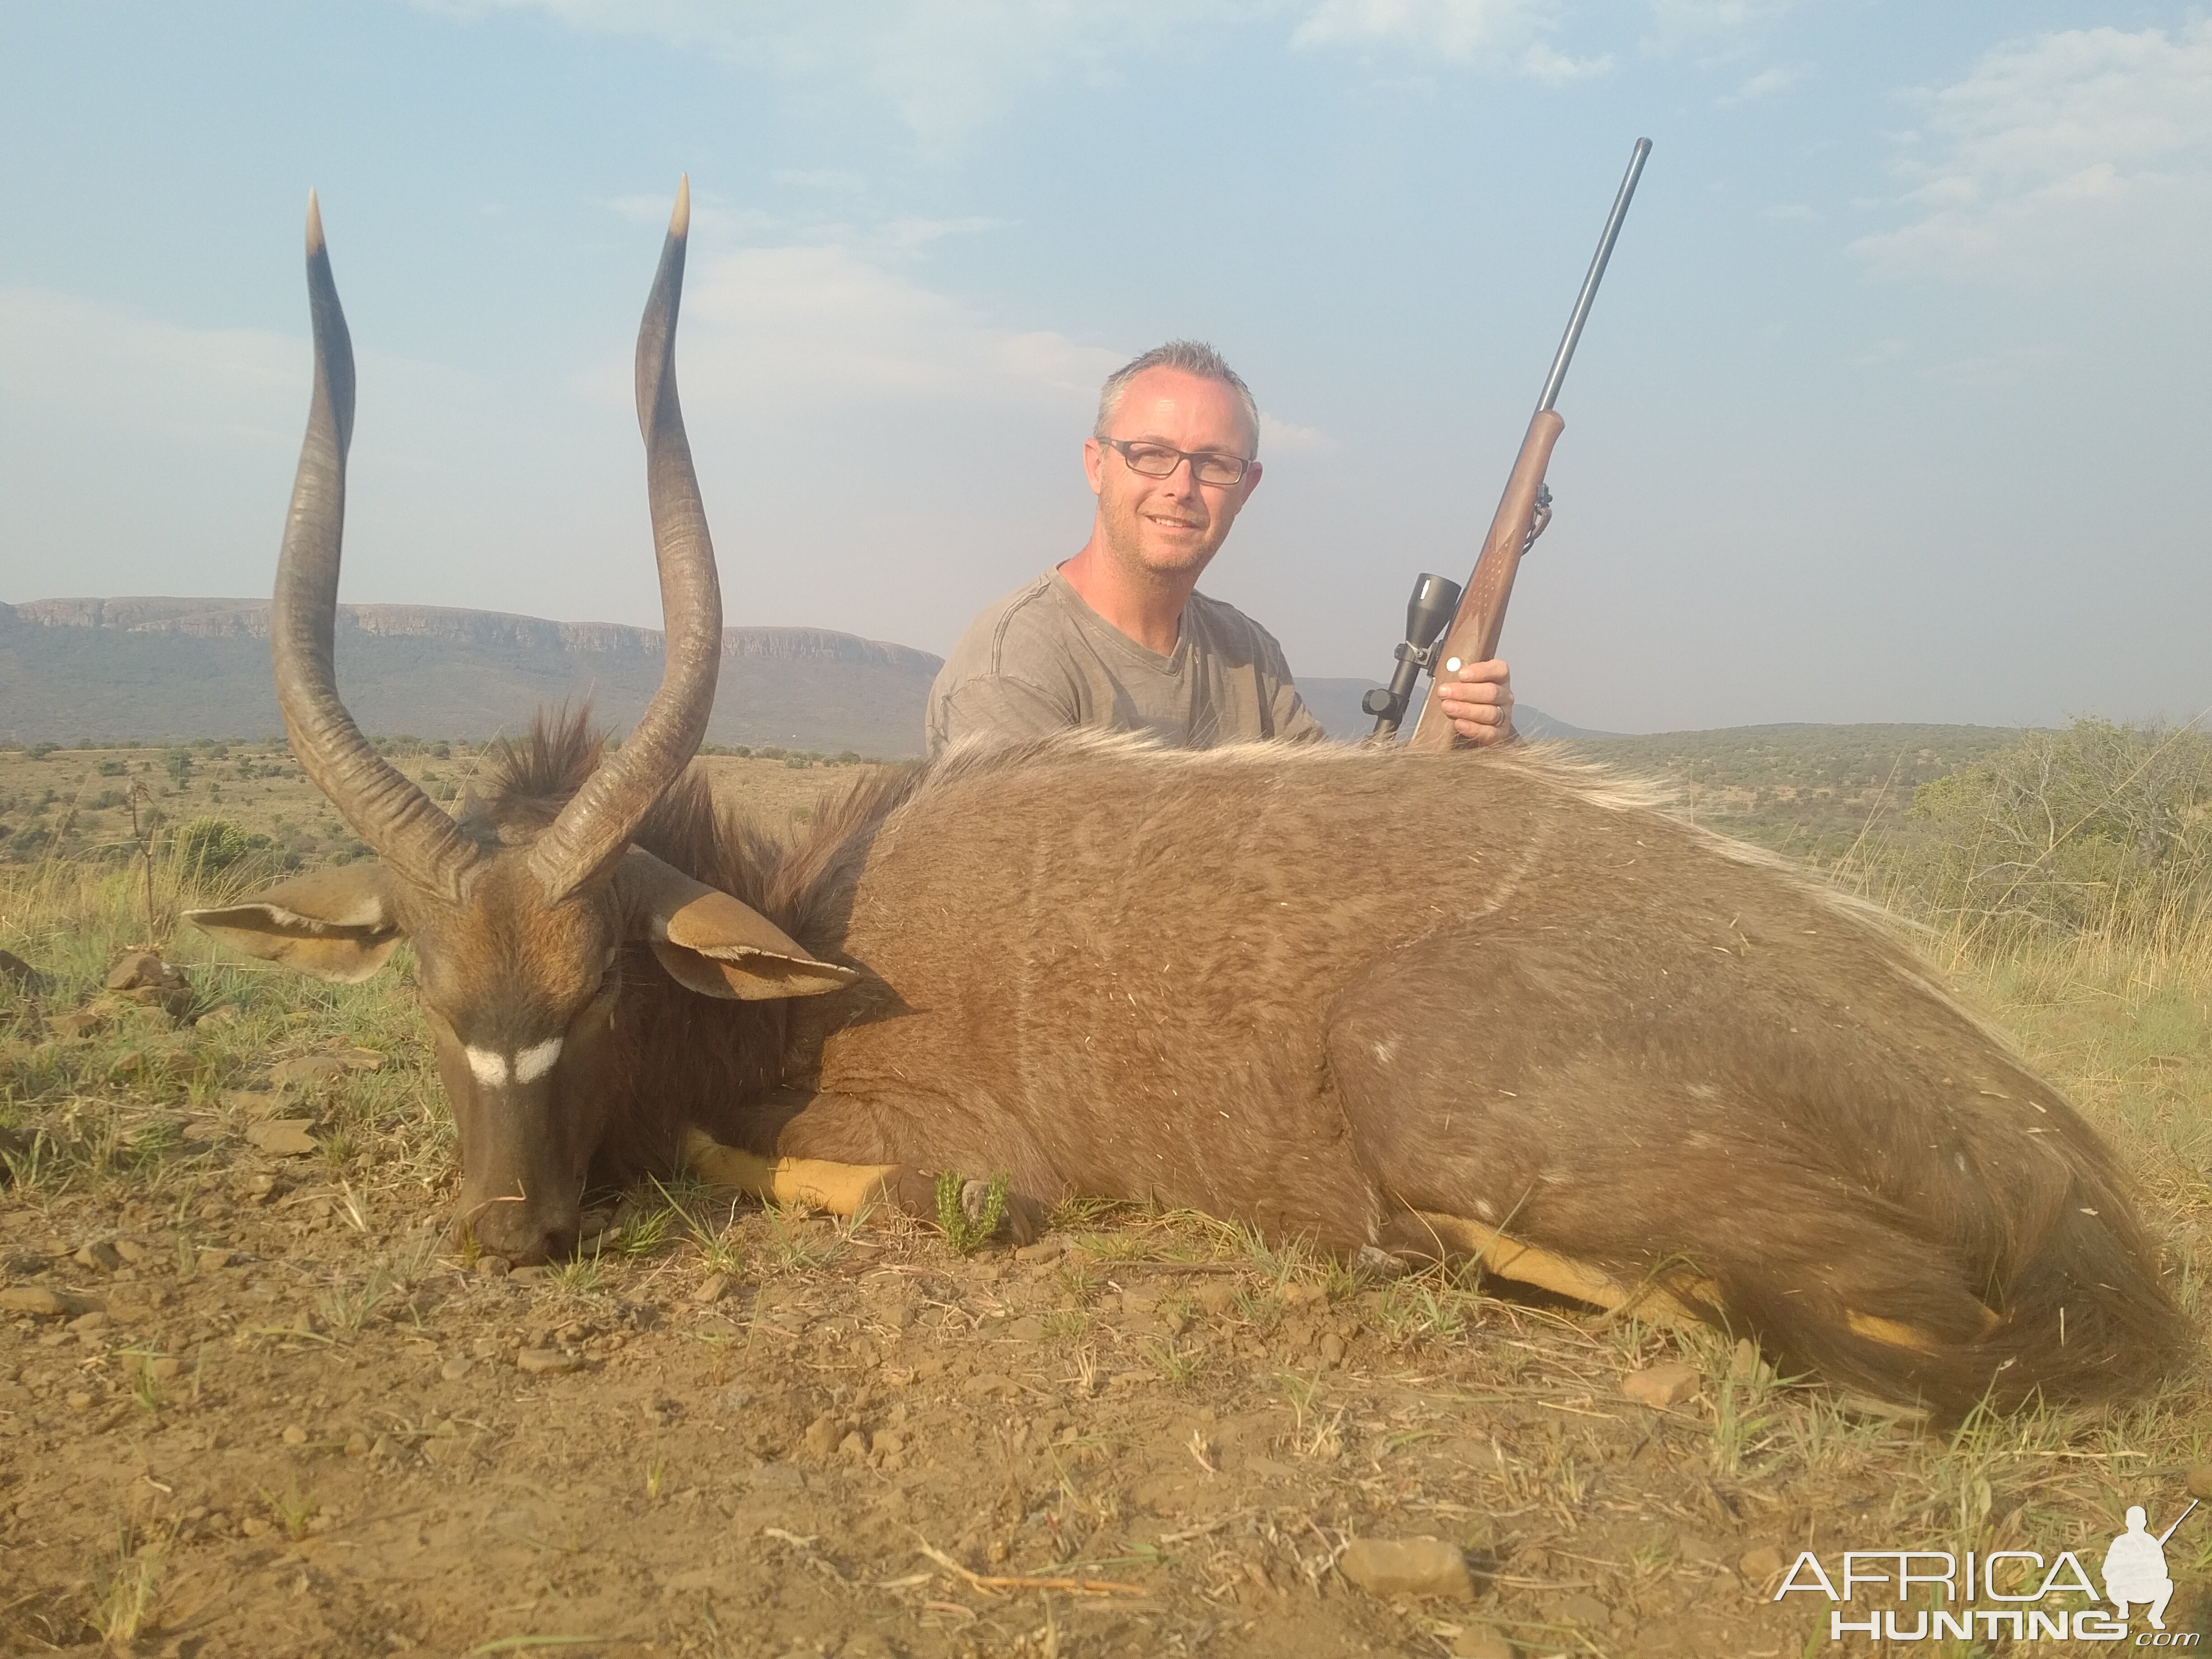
[
  {"x1": 1717, "y1": 62, "x2": 1804, "y2": 105},
  {"x1": 425, "y1": 0, "x2": 1615, "y2": 146},
  {"x1": 1761, "y1": 202, "x2": 1814, "y2": 221},
  {"x1": 1851, "y1": 21, "x2": 2212, "y2": 281},
  {"x1": 0, "y1": 288, "x2": 300, "y2": 452},
  {"x1": 1641, "y1": 0, "x2": 1798, "y2": 56},
  {"x1": 421, "y1": 0, "x2": 1228, "y2": 150},
  {"x1": 586, "y1": 238, "x2": 1122, "y2": 417}
]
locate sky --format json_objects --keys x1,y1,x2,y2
[{"x1": 1, "y1": 0, "x2": 2206, "y2": 735}]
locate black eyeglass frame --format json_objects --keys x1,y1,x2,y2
[{"x1": 1096, "y1": 436, "x2": 1254, "y2": 487}]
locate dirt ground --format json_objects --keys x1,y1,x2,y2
[
  {"x1": 2, "y1": 750, "x2": 2207, "y2": 1657},
  {"x1": 3, "y1": 1023, "x2": 2207, "y2": 1659}
]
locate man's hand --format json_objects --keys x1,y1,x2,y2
[{"x1": 1432, "y1": 659, "x2": 1515, "y2": 745}]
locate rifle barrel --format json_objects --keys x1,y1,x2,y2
[{"x1": 1535, "y1": 137, "x2": 1652, "y2": 415}]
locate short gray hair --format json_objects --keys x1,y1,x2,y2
[{"x1": 1094, "y1": 340, "x2": 1260, "y2": 455}]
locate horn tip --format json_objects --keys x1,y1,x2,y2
[
  {"x1": 670, "y1": 175, "x2": 690, "y2": 239},
  {"x1": 306, "y1": 189, "x2": 324, "y2": 256}
]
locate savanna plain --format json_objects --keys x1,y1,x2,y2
[{"x1": 0, "y1": 721, "x2": 2207, "y2": 1658}]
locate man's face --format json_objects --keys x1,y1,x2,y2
[{"x1": 1083, "y1": 368, "x2": 1263, "y2": 582}]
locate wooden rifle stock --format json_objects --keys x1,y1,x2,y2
[{"x1": 1406, "y1": 409, "x2": 1562, "y2": 752}]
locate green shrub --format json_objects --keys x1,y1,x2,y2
[
  {"x1": 173, "y1": 816, "x2": 256, "y2": 876},
  {"x1": 1883, "y1": 718, "x2": 2212, "y2": 944}
]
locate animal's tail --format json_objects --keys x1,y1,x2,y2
[{"x1": 1673, "y1": 1105, "x2": 2183, "y2": 1417}]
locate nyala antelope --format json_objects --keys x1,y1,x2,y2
[{"x1": 191, "y1": 183, "x2": 2181, "y2": 1417}]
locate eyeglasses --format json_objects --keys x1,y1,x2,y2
[{"x1": 1097, "y1": 437, "x2": 1252, "y2": 487}]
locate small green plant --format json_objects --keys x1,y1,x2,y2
[
  {"x1": 125, "y1": 1351, "x2": 169, "y2": 1415},
  {"x1": 934, "y1": 1169, "x2": 1010, "y2": 1255},
  {"x1": 88, "y1": 1522, "x2": 162, "y2": 1645},
  {"x1": 263, "y1": 1478, "x2": 318, "y2": 1541},
  {"x1": 317, "y1": 1269, "x2": 391, "y2": 1334}
]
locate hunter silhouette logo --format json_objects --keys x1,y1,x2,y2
[
  {"x1": 2106, "y1": 1501, "x2": 2198, "y2": 1632},
  {"x1": 1775, "y1": 1496, "x2": 2204, "y2": 1644}
]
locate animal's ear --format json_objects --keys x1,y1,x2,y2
[
  {"x1": 183, "y1": 865, "x2": 407, "y2": 984},
  {"x1": 614, "y1": 848, "x2": 858, "y2": 1002}
]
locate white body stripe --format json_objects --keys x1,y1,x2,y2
[
  {"x1": 464, "y1": 1047, "x2": 509, "y2": 1087},
  {"x1": 512, "y1": 1036, "x2": 564, "y2": 1085}
]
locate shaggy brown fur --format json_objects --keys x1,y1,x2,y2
[{"x1": 487, "y1": 712, "x2": 2180, "y2": 1417}]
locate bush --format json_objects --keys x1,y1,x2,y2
[
  {"x1": 161, "y1": 749, "x2": 193, "y2": 785},
  {"x1": 26, "y1": 742, "x2": 57, "y2": 760},
  {"x1": 1882, "y1": 718, "x2": 2212, "y2": 944},
  {"x1": 173, "y1": 816, "x2": 257, "y2": 876},
  {"x1": 95, "y1": 759, "x2": 127, "y2": 777}
]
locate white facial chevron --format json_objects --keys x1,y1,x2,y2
[{"x1": 463, "y1": 1037, "x2": 564, "y2": 1089}]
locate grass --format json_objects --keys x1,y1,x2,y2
[
  {"x1": 86, "y1": 1522, "x2": 163, "y2": 1646},
  {"x1": 935, "y1": 1168, "x2": 1011, "y2": 1254},
  {"x1": 3, "y1": 720, "x2": 2206, "y2": 1643}
]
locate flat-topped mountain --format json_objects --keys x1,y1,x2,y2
[
  {"x1": 0, "y1": 598, "x2": 945, "y2": 757},
  {"x1": 0, "y1": 596, "x2": 1590, "y2": 753}
]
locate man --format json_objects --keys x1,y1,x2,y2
[{"x1": 925, "y1": 340, "x2": 1514, "y2": 755}]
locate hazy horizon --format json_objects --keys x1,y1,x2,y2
[{"x1": 4, "y1": 2, "x2": 2206, "y2": 737}]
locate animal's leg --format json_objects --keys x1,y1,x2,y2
[
  {"x1": 1382, "y1": 1209, "x2": 1706, "y2": 1328},
  {"x1": 681, "y1": 1127, "x2": 911, "y2": 1217},
  {"x1": 693, "y1": 1088, "x2": 1052, "y2": 1242},
  {"x1": 1320, "y1": 933, "x2": 2028, "y2": 1405}
]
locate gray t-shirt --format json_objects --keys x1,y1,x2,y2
[{"x1": 927, "y1": 570, "x2": 1326, "y2": 757}]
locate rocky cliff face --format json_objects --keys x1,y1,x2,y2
[{"x1": 0, "y1": 598, "x2": 939, "y2": 673}]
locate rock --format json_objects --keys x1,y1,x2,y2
[
  {"x1": 345, "y1": 1431, "x2": 371, "y2": 1456},
  {"x1": 281, "y1": 1425, "x2": 308, "y2": 1444},
  {"x1": 246, "y1": 1119, "x2": 318, "y2": 1158},
  {"x1": 439, "y1": 1356, "x2": 473, "y2": 1382},
  {"x1": 181, "y1": 1121, "x2": 226, "y2": 1143},
  {"x1": 240, "y1": 1516, "x2": 271, "y2": 1537},
  {"x1": 106, "y1": 951, "x2": 184, "y2": 993},
  {"x1": 197, "y1": 1247, "x2": 239, "y2": 1273},
  {"x1": 334, "y1": 1048, "x2": 386, "y2": 1071},
  {"x1": 476, "y1": 1255, "x2": 511, "y2": 1278},
  {"x1": 516, "y1": 1348, "x2": 582, "y2": 1376},
  {"x1": 508, "y1": 1265, "x2": 549, "y2": 1284},
  {"x1": 46, "y1": 1008, "x2": 108, "y2": 1040},
  {"x1": 2189, "y1": 1466, "x2": 2212, "y2": 1500},
  {"x1": 0, "y1": 1286, "x2": 96, "y2": 1318},
  {"x1": 0, "y1": 948, "x2": 52, "y2": 995},
  {"x1": 67, "y1": 1310, "x2": 109, "y2": 1332},
  {"x1": 693, "y1": 1273, "x2": 733, "y2": 1304},
  {"x1": 1561, "y1": 1593, "x2": 1611, "y2": 1627},
  {"x1": 1621, "y1": 1363, "x2": 1701, "y2": 1408},
  {"x1": 871, "y1": 1429, "x2": 905, "y2": 1460},
  {"x1": 150, "y1": 1357, "x2": 182, "y2": 1380},
  {"x1": 1192, "y1": 1280, "x2": 1238, "y2": 1317},
  {"x1": 74, "y1": 1241, "x2": 123, "y2": 1273},
  {"x1": 837, "y1": 1429, "x2": 869, "y2": 1462},
  {"x1": 1318, "y1": 1331, "x2": 1347, "y2": 1366},
  {"x1": 1739, "y1": 1545, "x2": 1784, "y2": 1582},
  {"x1": 1003, "y1": 1316, "x2": 1049, "y2": 1342},
  {"x1": 66, "y1": 1390, "x2": 94, "y2": 1411},
  {"x1": 269, "y1": 1055, "x2": 348, "y2": 1089},
  {"x1": 112, "y1": 1238, "x2": 152, "y2": 1265},
  {"x1": 1012, "y1": 1237, "x2": 1063, "y2": 1263},
  {"x1": 1453, "y1": 1629, "x2": 1516, "y2": 1659},
  {"x1": 801, "y1": 1414, "x2": 846, "y2": 1458},
  {"x1": 1337, "y1": 1537, "x2": 1474, "y2": 1601},
  {"x1": 223, "y1": 1090, "x2": 286, "y2": 1119}
]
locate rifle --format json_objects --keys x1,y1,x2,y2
[{"x1": 1364, "y1": 137, "x2": 1653, "y2": 747}]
